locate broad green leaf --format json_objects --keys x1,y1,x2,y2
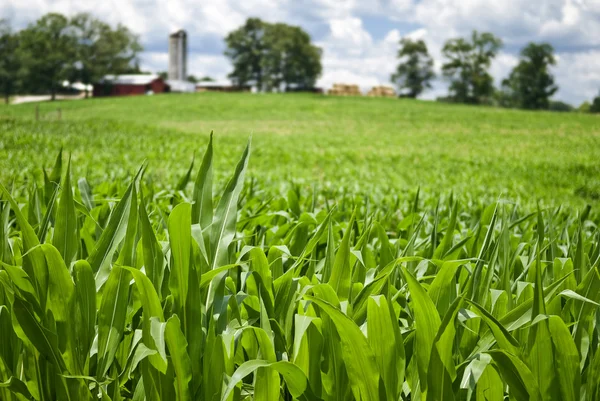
[
  {"x1": 96, "y1": 265, "x2": 131, "y2": 378},
  {"x1": 0, "y1": 182, "x2": 48, "y2": 308},
  {"x1": 221, "y1": 360, "x2": 309, "y2": 401},
  {"x1": 487, "y1": 350, "x2": 541, "y2": 401},
  {"x1": 210, "y1": 139, "x2": 250, "y2": 269},
  {"x1": 191, "y1": 132, "x2": 213, "y2": 229},
  {"x1": 367, "y1": 295, "x2": 404, "y2": 401},
  {"x1": 402, "y1": 267, "x2": 441, "y2": 396},
  {"x1": 547, "y1": 316, "x2": 579, "y2": 401},
  {"x1": 53, "y1": 158, "x2": 78, "y2": 264},
  {"x1": 168, "y1": 202, "x2": 191, "y2": 329},
  {"x1": 72, "y1": 259, "x2": 96, "y2": 369},
  {"x1": 305, "y1": 295, "x2": 380, "y2": 401},
  {"x1": 89, "y1": 173, "x2": 137, "y2": 289},
  {"x1": 165, "y1": 315, "x2": 192, "y2": 401},
  {"x1": 139, "y1": 199, "x2": 164, "y2": 294},
  {"x1": 328, "y1": 209, "x2": 356, "y2": 301}
]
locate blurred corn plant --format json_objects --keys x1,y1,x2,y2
[{"x1": 1, "y1": 135, "x2": 600, "y2": 401}]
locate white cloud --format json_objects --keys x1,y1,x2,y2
[
  {"x1": 316, "y1": 18, "x2": 398, "y2": 92},
  {"x1": 554, "y1": 50, "x2": 600, "y2": 104}
]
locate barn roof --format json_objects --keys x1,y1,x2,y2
[{"x1": 99, "y1": 74, "x2": 160, "y2": 85}]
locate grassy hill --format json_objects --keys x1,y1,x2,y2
[{"x1": 1, "y1": 92, "x2": 599, "y2": 206}]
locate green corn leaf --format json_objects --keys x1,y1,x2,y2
[
  {"x1": 168, "y1": 202, "x2": 191, "y2": 328},
  {"x1": 367, "y1": 295, "x2": 405, "y2": 401},
  {"x1": 191, "y1": 132, "x2": 213, "y2": 229},
  {"x1": 72, "y1": 259, "x2": 96, "y2": 368},
  {"x1": 11, "y1": 297, "x2": 66, "y2": 371},
  {"x1": 96, "y1": 265, "x2": 131, "y2": 378},
  {"x1": 165, "y1": 315, "x2": 192, "y2": 401},
  {"x1": 547, "y1": 316, "x2": 580, "y2": 401},
  {"x1": 402, "y1": 267, "x2": 441, "y2": 396},
  {"x1": 53, "y1": 157, "x2": 79, "y2": 264},
  {"x1": 475, "y1": 366, "x2": 504, "y2": 401},
  {"x1": 139, "y1": 198, "x2": 164, "y2": 294},
  {"x1": 305, "y1": 295, "x2": 380, "y2": 401},
  {"x1": 0, "y1": 182, "x2": 48, "y2": 308},
  {"x1": 328, "y1": 209, "x2": 356, "y2": 302},
  {"x1": 487, "y1": 349, "x2": 541, "y2": 401},
  {"x1": 221, "y1": 360, "x2": 310, "y2": 401},
  {"x1": 210, "y1": 138, "x2": 250, "y2": 270}
]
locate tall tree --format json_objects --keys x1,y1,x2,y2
[
  {"x1": 19, "y1": 13, "x2": 76, "y2": 100},
  {"x1": 391, "y1": 38, "x2": 435, "y2": 98},
  {"x1": 0, "y1": 20, "x2": 23, "y2": 104},
  {"x1": 262, "y1": 23, "x2": 322, "y2": 91},
  {"x1": 70, "y1": 13, "x2": 142, "y2": 98},
  {"x1": 224, "y1": 18, "x2": 322, "y2": 91},
  {"x1": 225, "y1": 18, "x2": 267, "y2": 89},
  {"x1": 502, "y1": 43, "x2": 557, "y2": 110},
  {"x1": 441, "y1": 31, "x2": 502, "y2": 104}
]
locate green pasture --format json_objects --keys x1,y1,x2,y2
[{"x1": 2, "y1": 93, "x2": 599, "y2": 206}]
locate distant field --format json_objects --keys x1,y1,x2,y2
[{"x1": 1, "y1": 92, "x2": 599, "y2": 206}]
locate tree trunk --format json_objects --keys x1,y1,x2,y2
[
  {"x1": 4, "y1": 93, "x2": 9, "y2": 105},
  {"x1": 51, "y1": 82, "x2": 56, "y2": 101}
]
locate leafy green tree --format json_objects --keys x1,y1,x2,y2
[
  {"x1": 590, "y1": 93, "x2": 600, "y2": 113},
  {"x1": 261, "y1": 23, "x2": 322, "y2": 91},
  {"x1": 224, "y1": 18, "x2": 267, "y2": 89},
  {"x1": 19, "y1": 13, "x2": 76, "y2": 100},
  {"x1": 0, "y1": 20, "x2": 23, "y2": 104},
  {"x1": 578, "y1": 101, "x2": 591, "y2": 113},
  {"x1": 502, "y1": 43, "x2": 557, "y2": 110},
  {"x1": 441, "y1": 31, "x2": 502, "y2": 104},
  {"x1": 548, "y1": 100, "x2": 573, "y2": 112},
  {"x1": 224, "y1": 18, "x2": 322, "y2": 91},
  {"x1": 391, "y1": 38, "x2": 435, "y2": 98},
  {"x1": 70, "y1": 13, "x2": 142, "y2": 98}
]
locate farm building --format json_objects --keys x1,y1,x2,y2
[
  {"x1": 166, "y1": 79, "x2": 196, "y2": 93},
  {"x1": 327, "y1": 83, "x2": 362, "y2": 96},
  {"x1": 93, "y1": 74, "x2": 169, "y2": 97},
  {"x1": 367, "y1": 85, "x2": 396, "y2": 98},
  {"x1": 196, "y1": 81, "x2": 251, "y2": 92}
]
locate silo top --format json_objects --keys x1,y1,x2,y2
[{"x1": 170, "y1": 29, "x2": 187, "y2": 38}]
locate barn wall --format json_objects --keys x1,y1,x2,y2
[{"x1": 93, "y1": 78, "x2": 169, "y2": 97}]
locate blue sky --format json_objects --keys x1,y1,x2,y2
[{"x1": 3, "y1": 0, "x2": 600, "y2": 104}]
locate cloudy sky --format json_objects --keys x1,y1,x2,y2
[{"x1": 2, "y1": 0, "x2": 600, "y2": 104}]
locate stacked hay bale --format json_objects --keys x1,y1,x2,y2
[
  {"x1": 367, "y1": 85, "x2": 396, "y2": 98},
  {"x1": 327, "y1": 83, "x2": 362, "y2": 96}
]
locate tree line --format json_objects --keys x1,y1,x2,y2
[
  {"x1": 391, "y1": 30, "x2": 600, "y2": 112},
  {"x1": 224, "y1": 18, "x2": 322, "y2": 92},
  {"x1": 0, "y1": 13, "x2": 142, "y2": 103},
  {"x1": 1, "y1": 13, "x2": 599, "y2": 112}
]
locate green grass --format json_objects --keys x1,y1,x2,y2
[
  {"x1": 1, "y1": 95, "x2": 600, "y2": 400},
  {"x1": 2, "y1": 93, "x2": 600, "y2": 206}
]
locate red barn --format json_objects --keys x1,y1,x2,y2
[{"x1": 93, "y1": 74, "x2": 170, "y2": 97}]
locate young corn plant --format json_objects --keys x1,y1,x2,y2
[{"x1": 0, "y1": 136, "x2": 599, "y2": 401}]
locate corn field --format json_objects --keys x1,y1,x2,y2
[{"x1": 1, "y1": 136, "x2": 599, "y2": 401}]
